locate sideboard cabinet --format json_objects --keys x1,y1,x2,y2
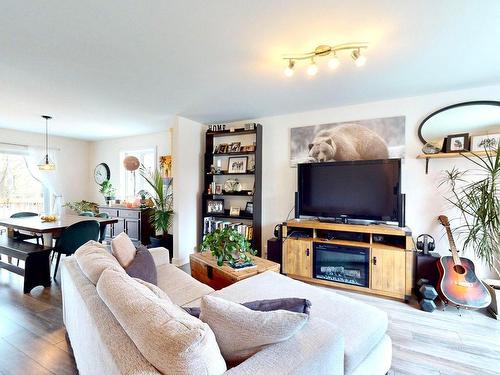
[{"x1": 98, "y1": 206, "x2": 153, "y2": 246}]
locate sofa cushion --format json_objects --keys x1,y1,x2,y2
[
  {"x1": 184, "y1": 297, "x2": 311, "y2": 318},
  {"x1": 199, "y1": 295, "x2": 308, "y2": 364},
  {"x1": 74, "y1": 241, "x2": 125, "y2": 285},
  {"x1": 111, "y1": 232, "x2": 136, "y2": 268},
  {"x1": 125, "y1": 246, "x2": 157, "y2": 285},
  {"x1": 97, "y1": 269, "x2": 226, "y2": 375},
  {"x1": 156, "y1": 264, "x2": 214, "y2": 306},
  {"x1": 133, "y1": 278, "x2": 171, "y2": 301},
  {"x1": 207, "y1": 271, "x2": 389, "y2": 374}
]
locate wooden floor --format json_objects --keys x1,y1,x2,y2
[{"x1": 0, "y1": 261, "x2": 499, "y2": 375}]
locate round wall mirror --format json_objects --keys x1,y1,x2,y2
[{"x1": 418, "y1": 101, "x2": 500, "y2": 146}]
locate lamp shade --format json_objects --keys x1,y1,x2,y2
[{"x1": 123, "y1": 156, "x2": 140, "y2": 171}]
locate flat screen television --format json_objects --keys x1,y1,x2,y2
[{"x1": 297, "y1": 159, "x2": 402, "y2": 224}]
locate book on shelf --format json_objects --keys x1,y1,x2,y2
[{"x1": 203, "y1": 217, "x2": 253, "y2": 241}]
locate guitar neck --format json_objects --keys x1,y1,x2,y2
[{"x1": 444, "y1": 225, "x2": 461, "y2": 265}]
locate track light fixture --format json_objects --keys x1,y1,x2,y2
[{"x1": 283, "y1": 42, "x2": 368, "y2": 77}]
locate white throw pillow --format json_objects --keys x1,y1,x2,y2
[
  {"x1": 74, "y1": 240, "x2": 124, "y2": 285},
  {"x1": 111, "y1": 232, "x2": 136, "y2": 267},
  {"x1": 199, "y1": 295, "x2": 309, "y2": 364},
  {"x1": 97, "y1": 269, "x2": 227, "y2": 375}
]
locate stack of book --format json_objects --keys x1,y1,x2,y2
[{"x1": 203, "y1": 217, "x2": 253, "y2": 240}]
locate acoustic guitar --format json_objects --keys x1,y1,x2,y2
[{"x1": 437, "y1": 215, "x2": 491, "y2": 309}]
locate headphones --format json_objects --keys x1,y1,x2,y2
[
  {"x1": 274, "y1": 224, "x2": 283, "y2": 240},
  {"x1": 416, "y1": 234, "x2": 435, "y2": 254}
]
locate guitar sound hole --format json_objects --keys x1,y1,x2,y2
[{"x1": 453, "y1": 265, "x2": 466, "y2": 274}]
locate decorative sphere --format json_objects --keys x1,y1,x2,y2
[{"x1": 123, "y1": 156, "x2": 140, "y2": 171}]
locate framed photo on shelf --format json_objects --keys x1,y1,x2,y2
[
  {"x1": 245, "y1": 201, "x2": 254, "y2": 214},
  {"x1": 227, "y1": 156, "x2": 248, "y2": 173},
  {"x1": 229, "y1": 142, "x2": 241, "y2": 153},
  {"x1": 445, "y1": 133, "x2": 469, "y2": 152},
  {"x1": 214, "y1": 184, "x2": 223, "y2": 195},
  {"x1": 229, "y1": 207, "x2": 241, "y2": 216},
  {"x1": 471, "y1": 133, "x2": 500, "y2": 151},
  {"x1": 207, "y1": 199, "x2": 224, "y2": 214}
]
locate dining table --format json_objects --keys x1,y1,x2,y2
[{"x1": 0, "y1": 214, "x2": 118, "y2": 247}]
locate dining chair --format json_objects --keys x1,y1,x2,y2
[
  {"x1": 95, "y1": 212, "x2": 110, "y2": 243},
  {"x1": 79, "y1": 211, "x2": 95, "y2": 217},
  {"x1": 52, "y1": 220, "x2": 100, "y2": 279}
]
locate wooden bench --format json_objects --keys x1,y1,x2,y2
[{"x1": 0, "y1": 235, "x2": 52, "y2": 293}]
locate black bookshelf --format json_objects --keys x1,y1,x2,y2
[{"x1": 201, "y1": 125, "x2": 262, "y2": 256}]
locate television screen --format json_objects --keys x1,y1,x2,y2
[{"x1": 298, "y1": 159, "x2": 401, "y2": 222}]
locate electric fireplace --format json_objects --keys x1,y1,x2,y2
[{"x1": 313, "y1": 243, "x2": 369, "y2": 287}]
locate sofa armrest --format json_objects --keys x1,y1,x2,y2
[
  {"x1": 148, "y1": 247, "x2": 170, "y2": 266},
  {"x1": 225, "y1": 318, "x2": 344, "y2": 375}
]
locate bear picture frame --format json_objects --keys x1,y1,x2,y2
[{"x1": 289, "y1": 116, "x2": 405, "y2": 166}]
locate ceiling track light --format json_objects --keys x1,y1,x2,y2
[{"x1": 283, "y1": 42, "x2": 368, "y2": 76}]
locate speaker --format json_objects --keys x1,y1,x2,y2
[
  {"x1": 267, "y1": 238, "x2": 283, "y2": 272},
  {"x1": 398, "y1": 193, "x2": 406, "y2": 227},
  {"x1": 294, "y1": 192, "x2": 300, "y2": 219},
  {"x1": 416, "y1": 251, "x2": 440, "y2": 288}
]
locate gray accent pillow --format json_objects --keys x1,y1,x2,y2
[
  {"x1": 199, "y1": 295, "x2": 309, "y2": 364},
  {"x1": 125, "y1": 246, "x2": 157, "y2": 285},
  {"x1": 184, "y1": 298, "x2": 311, "y2": 318}
]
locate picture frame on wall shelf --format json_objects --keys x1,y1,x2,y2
[
  {"x1": 229, "y1": 207, "x2": 241, "y2": 217},
  {"x1": 470, "y1": 133, "x2": 500, "y2": 152},
  {"x1": 229, "y1": 142, "x2": 241, "y2": 153},
  {"x1": 214, "y1": 184, "x2": 223, "y2": 195},
  {"x1": 245, "y1": 201, "x2": 254, "y2": 214},
  {"x1": 207, "y1": 199, "x2": 224, "y2": 214},
  {"x1": 445, "y1": 133, "x2": 470, "y2": 152},
  {"x1": 227, "y1": 156, "x2": 248, "y2": 174}
]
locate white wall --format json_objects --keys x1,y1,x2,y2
[
  {"x1": 88, "y1": 130, "x2": 173, "y2": 203},
  {"x1": 172, "y1": 116, "x2": 204, "y2": 265},
  {"x1": 227, "y1": 83, "x2": 500, "y2": 278},
  {"x1": 0, "y1": 128, "x2": 90, "y2": 205}
]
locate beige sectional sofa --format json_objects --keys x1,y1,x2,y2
[{"x1": 61, "y1": 246, "x2": 391, "y2": 375}]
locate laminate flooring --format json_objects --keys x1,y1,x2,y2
[{"x1": 0, "y1": 259, "x2": 498, "y2": 375}]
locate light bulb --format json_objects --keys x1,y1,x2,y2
[
  {"x1": 284, "y1": 60, "x2": 295, "y2": 77},
  {"x1": 307, "y1": 60, "x2": 318, "y2": 76},
  {"x1": 352, "y1": 49, "x2": 366, "y2": 67},
  {"x1": 328, "y1": 55, "x2": 340, "y2": 70}
]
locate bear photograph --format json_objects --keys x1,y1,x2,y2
[{"x1": 290, "y1": 116, "x2": 405, "y2": 166}]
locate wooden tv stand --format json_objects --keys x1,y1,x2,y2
[{"x1": 282, "y1": 219, "x2": 415, "y2": 301}]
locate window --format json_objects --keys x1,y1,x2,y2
[
  {"x1": 0, "y1": 152, "x2": 47, "y2": 218},
  {"x1": 120, "y1": 149, "x2": 156, "y2": 198}
]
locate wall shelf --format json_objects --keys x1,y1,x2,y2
[
  {"x1": 417, "y1": 150, "x2": 497, "y2": 174},
  {"x1": 208, "y1": 151, "x2": 256, "y2": 157}
]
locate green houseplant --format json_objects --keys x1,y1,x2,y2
[
  {"x1": 440, "y1": 144, "x2": 500, "y2": 276},
  {"x1": 139, "y1": 165, "x2": 174, "y2": 250},
  {"x1": 99, "y1": 180, "x2": 116, "y2": 202},
  {"x1": 201, "y1": 227, "x2": 256, "y2": 267},
  {"x1": 63, "y1": 200, "x2": 99, "y2": 215}
]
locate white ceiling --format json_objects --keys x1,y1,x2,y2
[{"x1": 0, "y1": 1, "x2": 499, "y2": 140}]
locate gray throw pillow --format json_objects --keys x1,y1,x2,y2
[
  {"x1": 125, "y1": 246, "x2": 157, "y2": 285},
  {"x1": 183, "y1": 298, "x2": 311, "y2": 318}
]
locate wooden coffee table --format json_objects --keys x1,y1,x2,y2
[{"x1": 190, "y1": 252, "x2": 280, "y2": 290}]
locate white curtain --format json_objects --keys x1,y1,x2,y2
[{"x1": 26, "y1": 146, "x2": 63, "y2": 216}]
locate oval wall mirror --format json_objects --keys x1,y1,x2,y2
[{"x1": 418, "y1": 101, "x2": 500, "y2": 146}]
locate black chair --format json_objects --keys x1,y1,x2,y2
[
  {"x1": 52, "y1": 220, "x2": 100, "y2": 279},
  {"x1": 95, "y1": 212, "x2": 110, "y2": 243},
  {"x1": 10, "y1": 212, "x2": 42, "y2": 245}
]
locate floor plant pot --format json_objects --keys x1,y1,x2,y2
[{"x1": 149, "y1": 234, "x2": 173, "y2": 261}]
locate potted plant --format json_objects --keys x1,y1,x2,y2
[
  {"x1": 201, "y1": 227, "x2": 256, "y2": 267},
  {"x1": 63, "y1": 200, "x2": 99, "y2": 215},
  {"x1": 441, "y1": 144, "x2": 499, "y2": 317},
  {"x1": 139, "y1": 165, "x2": 174, "y2": 252},
  {"x1": 99, "y1": 180, "x2": 116, "y2": 203}
]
